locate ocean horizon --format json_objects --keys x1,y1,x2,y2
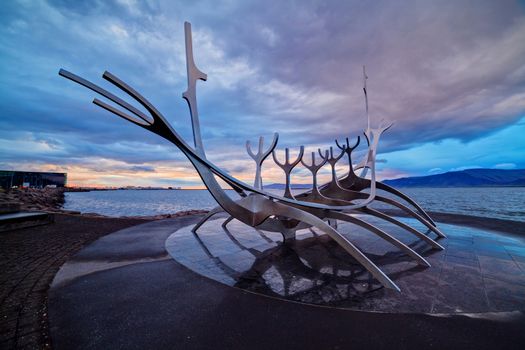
[{"x1": 63, "y1": 187, "x2": 525, "y2": 222}]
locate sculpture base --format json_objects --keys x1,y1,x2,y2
[
  {"x1": 166, "y1": 216, "x2": 525, "y2": 313},
  {"x1": 48, "y1": 215, "x2": 525, "y2": 349}
]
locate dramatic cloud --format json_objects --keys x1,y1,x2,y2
[{"x1": 0, "y1": 0, "x2": 524, "y2": 187}]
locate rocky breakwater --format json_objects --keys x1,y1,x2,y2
[
  {"x1": 0, "y1": 187, "x2": 66, "y2": 212},
  {"x1": 0, "y1": 188, "x2": 210, "y2": 219},
  {"x1": 127, "y1": 209, "x2": 209, "y2": 220}
]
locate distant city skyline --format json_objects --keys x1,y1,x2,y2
[{"x1": 1, "y1": 0, "x2": 524, "y2": 188}]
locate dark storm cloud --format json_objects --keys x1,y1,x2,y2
[{"x1": 1, "y1": 0, "x2": 524, "y2": 185}]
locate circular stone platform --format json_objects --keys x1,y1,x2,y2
[
  {"x1": 48, "y1": 215, "x2": 525, "y2": 349},
  {"x1": 166, "y1": 216, "x2": 525, "y2": 313}
]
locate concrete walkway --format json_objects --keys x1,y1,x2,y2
[
  {"x1": 0, "y1": 214, "x2": 148, "y2": 349},
  {"x1": 48, "y1": 215, "x2": 525, "y2": 350}
]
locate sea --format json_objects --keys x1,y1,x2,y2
[{"x1": 63, "y1": 187, "x2": 525, "y2": 222}]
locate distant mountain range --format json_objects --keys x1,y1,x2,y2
[
  {"x1": 383, "y1": 169, "x2": 525, "y2": 187},
  {"x1": 264, "y1": 169, "x2": 525, "y2": 189},
  {"x1": 264, "y1": 183, "x2": 311, "y2": 190}
]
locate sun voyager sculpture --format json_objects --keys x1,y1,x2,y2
[{"x1": 60, "y1": 22, "x2": 446, "y2": 292}]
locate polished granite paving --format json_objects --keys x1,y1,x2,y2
[
  {"x1": 166, "y1": 216, "x2": 525, "y2": 313},
  {"x1": 48, "y1": 216, "x2": 525, "y2": 349}
]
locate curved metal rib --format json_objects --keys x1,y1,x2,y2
[
  {"x1": 264, "y1": 201, "x2": 401, "y2": 291},
  {"x1": 320, "y1": 134, "x2": 444, "y2": 245},
  {"x1": 295, "y1": 151, "x2": 360, "y2": 207},
  {"x1": 322, "y1": 183, "x2": 446, "y2": 239},
  {"x1": 319, "y1": 186, "x2": 444, "y2": 247},
  {"x1": 270, "y1": 146, "x2": 441, "y2": 257},
  {"x1": 320, "y1": 145, "x2": 346, "y2": 193},
  {"x1": 376, "y1": 182, "x2": 437, "y2": 226},
  {"x1": 221, "y1": 216, "x2": 234, "y2": 228},
  {"x1": 246, "y1": 133, "x2": 279, "y2": 189},
  {"x1": 359, "y1": 207, "x2": 444, "y2": 250},
  {"x1": 272, "y1": 146, "x2": 305, "y2": 199},
  {"x1": 59, "y1": 70, "x2": 152, "y2": 125},
  {"x1": 300, "y1": 151, "x2": 328, "y2": 199},
  {"x1": 333, "y1": 133, "x2": 437, "y2": 227},
  {"x1": 192, "y1": 206, "x2": 224, "y2": 233},
  {"x1": 335, "y1": 136, "x2": 360, "y2": 187},
  {"x1": 374, "y1": 195, "x2": 446, "y2": 238},
  {"x1": 326, "y1": 212, "x2": 430, "y2": 267}
]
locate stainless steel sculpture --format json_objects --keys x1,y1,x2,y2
[{"x1": 59, "y1": 22, "x2": 445, "y2": 292}]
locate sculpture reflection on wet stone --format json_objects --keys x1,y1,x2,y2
[{"x1": 59, "y1": 22, "x2": 445, "y2": 292}]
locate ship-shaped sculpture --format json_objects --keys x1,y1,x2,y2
[{"x1": 59, "y1": 22, "x2": 445, "y2": 291}]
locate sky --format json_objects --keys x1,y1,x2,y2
[{"x1": 1, "y1": 0, "x2": 524, "y2": 188}]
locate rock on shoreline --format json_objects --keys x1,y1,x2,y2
[
  {"x1": 0, "y1": 187, "x2": 65, "y2": 212},
  {"x1": 120, "y1": 209, "x2": 209, "y2": 220},
  {"x1": 0, "y1": 188, "x2": 209, "y2": 219}
]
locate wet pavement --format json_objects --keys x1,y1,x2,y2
[
  {"x1": 0, "y1": 214, "x2": 148, "y2": 350},
  {"x1": 166, "y1": 216, "x2": 525, "y2": 313},
  {"x1": 48, "y1": 214, "x2": 525, "y2": 349}
]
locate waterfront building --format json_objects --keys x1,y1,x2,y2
[{"x1": 0, "y1": 170, "x2": 67, "y2": 189}]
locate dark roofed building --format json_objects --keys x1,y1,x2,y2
[{"x1": 0, "y1": 170, "x2": 67, "y2": 189}]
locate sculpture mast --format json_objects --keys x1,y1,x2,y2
[
  {"x1": 182, "y1": 22, "x2": 208, "y2": 158},
  {"x1": 360, "y1": 65, "x2": 371, "y2": 177},
  {"x1": 363, "y1": 65, "x2": 369, "y2": 132}
]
